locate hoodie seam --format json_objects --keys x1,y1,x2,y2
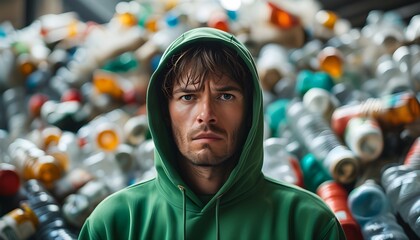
[{"x1": 319, "y1": 218, "x2": 338, "y2": 240}]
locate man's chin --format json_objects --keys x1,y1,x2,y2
[{"x1": 189, "y1": 150, "x2": 231, "y2": 167}]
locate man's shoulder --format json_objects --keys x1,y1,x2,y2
[
  {"x1": 109, "y1": 178, "x2": 157, "y2": 200},
  {"x1": 93, "y1": 179, "x2": 158, "y2": 210},
  {"x1": 263, "y1": 177, "x2": 329, "y2": 207}
]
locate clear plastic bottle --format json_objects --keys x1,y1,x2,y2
[
  {"x1": 57, "y1": 131, "x2": 84, "y2": 169},
  {"x1": 256, "y1": 43, "x2": 292, "y2": 92},
  {"x1": 312, "y1": 10, "x2": 339, "y2": 41},
  {"x1": 2, "y1": 87, "x2": 28, "y2": 140},
  {"x1": 134, "y1": 139, "x2": 156, "y2": 183},
  {"x1": 22, "y1": 179, "x2": 77, "y2": 240},
  {"x1": 381, "y1": 164, "x2": 420, "y2": 237},
  {"x1": 344, "y1": 117, "x2": 384, "y2": 162},
  {"x1": 286, "y1": 100, "x2": 360, "y2": 184},
  {"x1": 262, "y1": 138, "x2": 304, "y2": 187},
  {"x1": 77, "y1": 109, "x2": 129, "y2": 153},
  {"x1": 348, "y1": 180, "x2": 408, "y2": 240},
  {"x1": 331, "y1": 82, "x2": 369, "y2": 107},
  {"x1": 0, "y1": 129, "x2": 10, "y2": 163},
  {"x1": 331, "y1": 91, "x2": 420, "y2": 138},
  {"x1": 50, "y1": 168, "x2": 94, "y2": 202},
  {"x1": 0, "y1": 202, "x2": 39, "y2": 240},
  {"x1": 302, "y1": 87, "x2": 339, "y2": 121},
  {"x1": 393, "y1": 46, "x2": 415, "y2": 92},
  {"x1": 347, "y1": 180, "x2": 390, "y2": 226},
  {"x1": 123, "y1": 114, "x2": 149, "y2": 146},
  {"x1": 374, "y1": 54, "x2": 411, "y2": 96},
  {"x1": 8, "y1": 138, "x2": 65, "y2": 188},
  {"x1": 362, "y1": 212, "x2": 409, "y2": 240},
  {"x1": 62, "y1": 179, "x2": 111, "y2": 228},
  {"x1": 82, "y1": 152, "x2": 126, "y2": 193}
]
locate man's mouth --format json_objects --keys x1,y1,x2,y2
[{"x1": 192, "y1": 132, "x2": 223, "y2": 141}]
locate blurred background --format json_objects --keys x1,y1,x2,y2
[
  {"x1": 2, "y1": 0, "x2": 420, "y2": 28},
  {"x1": 1, "y1": 1, "x2": 420, "y2": 240}
]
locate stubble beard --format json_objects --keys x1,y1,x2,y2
[{"x1": 172, "y1": 126, "x2": 239, "y2": 168}]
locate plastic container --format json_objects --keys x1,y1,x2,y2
[
  {"x1": 22, "y1": 179, "x2": 78, "y2": 240},
  {"x1": 0, "y1": 202, "x2": 39, "y2": 240},
  {"x1": 344, "y1": 117, "x2": 384, "y2": 162},
  {"x1": 381, "y1": 165, "x2": 420, "y2": 237},
  {"x1": 317, "y1": 181, "x2": 363, "y2": 240},
  {"x1": 300, "y1": 153, "x2": 332, "y2": 193},
  {"x1": 263, "y1": 137, "x2": 304, "y2": 187},
  {"x1": 302, "y1": 87, "x2": 338, "y2": 121},
  {"x1": 331, "y1": 91, "x2": 420, "y2": 138},
  {"x1": 286, "y1": 100, "x2": 360, "y2": 184},
  {"x1": 8, "y1": 138, "x2": 65, "y2": 188},
  {"x1": 62, "y1": 179, "x2": 111, "y2": 228},
  {"x1": 347, "y1": 179, "x2": 390, "y2": 226},
  {"x1": 404, "y1": 136, "x2": 420, "y2": 167},
  {"x1": 0, "y1": 163, "x2": 21, "y2": 196}
]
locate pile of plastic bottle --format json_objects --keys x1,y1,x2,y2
[{"x1": 0, "y1": 0, "x2": 419, "y2": 239}]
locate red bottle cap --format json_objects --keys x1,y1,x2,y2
[
  {"x1": 207, "y1": 11, "x2": 230, "y2": 33},
  {"x1": 28, "y1": 93, "x2": 49, "y2": 117},
  {"x1": 0, "y1": 163, "x2": 21, "y2": 196},
  {"x1": 330, "y1": 105, "x2": 361, "y2": 138},
  {"x1": 61, "y1": 88, "x2": 83, "y2": 102}
]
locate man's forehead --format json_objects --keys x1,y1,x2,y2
[{"x1": 175, "y1": 74, "x2": 241, "y2": 88}]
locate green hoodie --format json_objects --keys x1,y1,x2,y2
[{"x1": 79, "y1": 27, "x2": 346, "y2": 240}]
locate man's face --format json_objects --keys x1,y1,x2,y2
[{"x1": 169, "y1": 74, "x2": 245, "y2": 167}]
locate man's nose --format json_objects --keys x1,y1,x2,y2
[{"x1": 196, "y1": 97, "x2": 217, "y2": 124}]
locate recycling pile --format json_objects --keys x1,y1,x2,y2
[{"x1": 0, "y1": 0, "x2": 419, "y2": 239}]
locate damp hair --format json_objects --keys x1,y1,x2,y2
[{"x1": 161, "y1": 42, "x2": 253, "y2": 103}]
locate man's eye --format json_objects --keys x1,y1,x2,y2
[
  {"x1": 181, "y1": 95, "x2": 193, "y2": 101},
  {"x1": 220, "y1": 94, "x2": 234, "y2": 100}
]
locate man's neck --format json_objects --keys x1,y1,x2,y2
[{"x1": 178, "y1": 159, "x2": 236, "y2": 195}]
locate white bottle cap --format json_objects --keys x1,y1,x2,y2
[{"x1": 345, "y1": 117, "x2": 384, "y2": 162}]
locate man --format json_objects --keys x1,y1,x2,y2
[{"x1": 79, "y1": 27, "x2": 346, "y2": 240}]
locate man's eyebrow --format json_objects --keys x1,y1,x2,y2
[
  {"x1": 172, "y1": 84, "x2": 243, "y2": 94},
  {"x1": 213, "y1": 85, "x2": 243, "y2": 92},
  {"x1": 172, "y1": 87, "x2": 198, "y2": 94}
]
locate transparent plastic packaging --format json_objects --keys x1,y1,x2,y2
[
  {"x1": 317, "y1": 181, "x2": 363, "y2": 240},
  {"x1": 381, "y1": 165, "x2": 420, "y2": 237},
  {"x1": 0, "y1": 202, "x2": 38, "y2": 240},
  {"x1": 262, "y1": 137, "x2": 304, "y2": 187},
  {"x1": 348, "y1": 179, "x2": 390, "y2": 226},
  {"x1": 286, "y1": 100, "x2": 360, "y2": 184}
]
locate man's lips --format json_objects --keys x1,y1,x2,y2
[{"x1": 192, "y1": 132, "x2": 223, "y2": 141}]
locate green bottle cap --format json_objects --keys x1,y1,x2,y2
[
  {"x1": 265, "y1": 99, "x2": 290, "y2": 137},
  {"x1": 295, "y1": 70, "x2": 335, "y2": 97},
  {"x1": 101, "y1": 52, "x2": 138, "y2": 73},
  {"x1": 300, "y1": 153, "x2": 332, "y2": 192}
]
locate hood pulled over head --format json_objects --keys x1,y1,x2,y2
[{"x1": 146, "y1": 27, "x2": 264, "y2": 209}]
